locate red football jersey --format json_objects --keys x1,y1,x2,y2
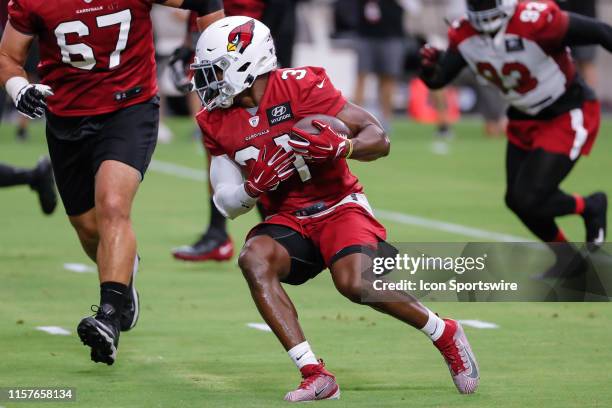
[
  {"x1": 198, "y1": 66, "x2": 363, "y2": 215},
  {"x1": 8, "y1": 0, "x2": 157, "y2": 116}
]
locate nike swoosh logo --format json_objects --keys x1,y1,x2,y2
[
  {"x1": 295, "y1": 352, "x2": 308, "y2": 361},
  {"x1": 314, "y1": 383, "x2": 329, "y2": 398},
  {"x1": 465, "y1": 347, "x2": 479, "y2": 379},
  {"x1": 428, "y1": 320, "x2": 441, "y2": 337},
  {"x1": 253, "y1": 171, "x2": 264, "y2": 183},
  {"x1": 318, "y1": 144, "x2": 333, "y2": 151},
  {"x1": 316, "y1": 79, "x2": 326, "y2": 89}
]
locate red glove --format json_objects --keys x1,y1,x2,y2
[
  {"x1": 288, "y1": 120, "x2": 351, "y2": 163},
  {"x1": 244, "y1": 144, "x2": 296, "y2": 198},
  {"x1": 420, "y1": 44, "x2": 441, "y2": 69}
]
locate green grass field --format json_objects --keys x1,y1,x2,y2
[{"x1": 1, "y1": 118, "x2": 611, "y2": 408}]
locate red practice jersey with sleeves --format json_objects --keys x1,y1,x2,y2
[
  {"x1": 8, "y1": 0, "x2": 157, "y2": 116},
  {"x1": 198, "y1": 66, "x2": 363, "y2": 216},
  {"x1": 448, "y1": 0, "x2": 574, "y2": 115}
]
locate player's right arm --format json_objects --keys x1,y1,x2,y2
[
  {"x1": 418, "y1": 45, "x2": 467, "y2": 90},
  {"x1": 0, "y1": 22, "x2": 53, "y2": 118},
  {"x1": 210, "y1": 154, "x2": 257, "y2": 220},
  {"x1": 210, "y1": 146, "x2": 296, "y2": 220}
]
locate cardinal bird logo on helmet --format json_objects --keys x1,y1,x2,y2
[{"x1": 227, "y1": 19, "x2": 255, "y2": 53}]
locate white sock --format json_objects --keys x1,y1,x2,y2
[
  {"x1": 288, "y1": 341, "x2": 318, "y2": 369},
  {"x1": 420, "y1": 309, "x2": 446, "y2": 342}
]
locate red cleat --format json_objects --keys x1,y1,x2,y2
[
  {"x1": 172, "y1": 236, "x2": 233, "y2": 262},
  {"x1": 284, "y1": 360, "x2": 340, "y2": 402},
  {"x1": 434, "y1": 319, "x2": 480, "y2": 394}
]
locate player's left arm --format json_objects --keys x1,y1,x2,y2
[
  {"x1": 562, "y1": 13, "x2": 612, "y2": 52},
  {"x1": 288, "y1": 68, "x2": 389, "y2": 162},
  {"x1": 156, "y1": 0, "x2": 224, "y2": 31},
  {"x1": 335, "y1": 102, "x2": 390, "y2": 162},
  {"x1": 289, "y1": 103, "x2": 389, "y2": 162}
]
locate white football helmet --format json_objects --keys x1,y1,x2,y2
[
  {"x1": 191, "y1": 16, "x2": 277, "y2": 111},
  {"x1": 466, "y1": 0, "x2": 518, "y2": 33}
]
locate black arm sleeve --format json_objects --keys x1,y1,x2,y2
[
  {"x1": 419, "y1": 49, "x2": 467, "y2": 90},
  {"x1": 563, "y1": 12, "x2": 612, "y2": 52},
  {"x1": 178, "y1": 0, "x2": 223, "y2": 16}
]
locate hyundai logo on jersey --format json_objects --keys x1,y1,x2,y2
[{"x1": 266, "y1": 102, "x2": 293, "y2": 125}]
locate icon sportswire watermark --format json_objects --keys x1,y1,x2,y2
[{"x1": 359, "y1": 242, "x2": 612, "y2": 302}]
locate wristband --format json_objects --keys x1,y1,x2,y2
[
  {"x1": 239, "y1": 182, "x2": 260, "y2": 203},
  {"x1": 345, "y1": 139, "x2": 354, "y2": 159},
  {"x1": 5, "y1": 76, "x2": 29, "y2": 104}
]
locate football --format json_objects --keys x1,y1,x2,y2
[{"x1": 291, "y1": 114, "x2": 353, "y2": 139}]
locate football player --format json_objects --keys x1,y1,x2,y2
[
  {"x1": 420, "y1": 0, "x2": 609, "y2": 271},
  {"x1": 170, "y1": 0, "x2": 297, "y2": 263},
  {"x1": 0, "y1": 0, "x2": 223, "y2": 365},
  {"x1": 192, "y1": 16, "x2": 480, "y2": 401}
]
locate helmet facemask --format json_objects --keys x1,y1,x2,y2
[
  {"x1": 467, "y1": 0, "x2": 516, "y2": 33},
  {"x1": 191, "y1": 56, "x2": 235, "y2": 111}
]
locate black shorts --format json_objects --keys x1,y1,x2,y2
[
  {"x1": 250, "y1": 224, "x2": 399, "y2": 285},
  {"x1": 46, "y1": 97, "x2": 159, "y2": 216},
  {"x1": 251, "y1": 224, "x2": 325, "y2": 285}
]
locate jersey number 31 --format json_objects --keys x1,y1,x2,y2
[{"x1": 235, "y1": 134, "x2": 313, "y2": 183}]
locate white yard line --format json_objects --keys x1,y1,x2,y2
[
  {"x1": 36, "y1": 326, "x2": 71, "y2": 336},
  {"x1": 150, "y1": 160, "x2": 208, "y2": 182},
  {"x1": 63, "y1": 263, "x2": 96, "y2": 273},
  {"x1": 246, "y1": 322, "x2": 273, "y2": 332},
  {"x1": 150, "y1": 160, "x2": 532, "y2": 242},
  {"x1": 457, "y1": 320, "x2": 500, "y2": 329},
  {"x1": 374, "y1": 209, "x2": 531, "y2": 242}
]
